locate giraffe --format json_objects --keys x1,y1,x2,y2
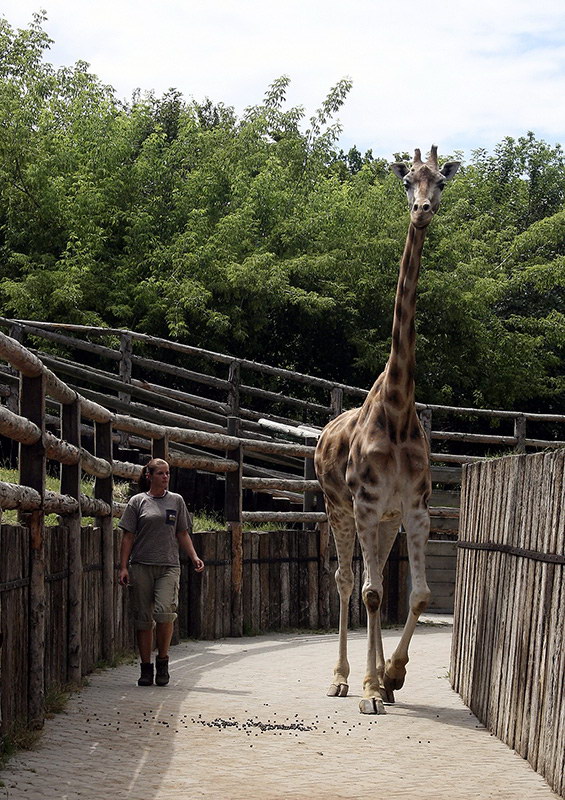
[{"x1": 314, "y1": 146, "x2": 460, "y2": 714}]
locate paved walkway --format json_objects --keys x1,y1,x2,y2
[{"x1": 1, "y1": 618, "x2": 560, "y2": 800}]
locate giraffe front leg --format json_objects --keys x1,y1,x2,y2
[
  {"x1": 383, "y1": 508, "x2": 431, "y2": 699},
  {"x1": 358, "y1": 581, "x2": 387, "y2": 714},
  {"x1": 357, "y1": 517, "x2": 399, "y2": 714}
]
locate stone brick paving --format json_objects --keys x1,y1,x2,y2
[{"x1": 1, "y1": 619, "x2": 560, "y2": 799}]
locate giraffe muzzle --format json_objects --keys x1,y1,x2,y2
[{"x1": 410, "y1": 202, "x2": 434, "y2": 227}]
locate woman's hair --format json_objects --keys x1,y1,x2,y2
[{"x1": 138, "y1": 458, "x2": 169, "y2": 493}]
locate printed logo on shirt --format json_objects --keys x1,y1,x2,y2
[{"x1": 165, "y1": 509, "x2": 177, "y2": 525}]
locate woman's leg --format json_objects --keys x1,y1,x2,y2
[
  {"x1": 137, "y1": 628, "x2": 153, "y2": 662},
  {"x1": 129, "y1": 564, "x2": 156, "y2": 682},
  {"x1": 153, "y1": 567, "x2": 180, "y2": 685},
  {"x1": 155, "y1": 621, "x2": 174, "y2": 659}
]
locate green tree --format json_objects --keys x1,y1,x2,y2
[{"x1": 0, "y1": 12, "x2": 563, "y2": 414}]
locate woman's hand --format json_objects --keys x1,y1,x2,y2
[
  {"x1": 192, "y1": 557, "x2": 205, "y2": 573},
  {"x1": 118, "y1": 566, "x2": 129, "y2": 586}
]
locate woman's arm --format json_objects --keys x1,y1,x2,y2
[
  {"x1": 118, "y1": 531, "x2": 135, "y2": 585},
  {"x1": 176, "y1": 530, "x2": 205, "y2": 572}
]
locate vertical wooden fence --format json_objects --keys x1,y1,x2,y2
[
  {"x1": 178, "y1": 528, "x2": 408, "y2": 639},
  {"x1": 451, "y1": 450, "x2": 565, "y2": 798},
  {"x1": 0, "y1": 522, "x2": 133, "y2": 731}
]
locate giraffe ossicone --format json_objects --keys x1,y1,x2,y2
[{"x1": 314, "y1": 146, "x2": 460, "y2": 714}]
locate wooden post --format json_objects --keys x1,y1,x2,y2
[
  {"x1": 330, "y1": 387, "x2": 343, "y2": 419},
  {"x1": 19, "y1": 372, "x2": 46, "y2": 728},
  {"x1": 514, "y1": 414, "x2": 527, "y2": 454},
  {"x1": 303, "y1": 437, "x2": 316, "y2": 530},
  {"x1": 225, "y1": 416, "x2": 243, "y2": 636},
  {"x1": 420, "y1": 407, "x2": 432, "y2": 445},
  {"x1": 152, "y1": 435, "x2": 169, "y2": 461},
  {"x1": 228, "y1": 361, "x2": 241, "y2": 417},
  {"x1": 95, "y1": 420, "x2": 114, "y2": 662},
  {"x1": 301, "y1": 439, "x2": 318, "y2": 627},
  {"x1": 61, "y1": 397, "x2": 82, "y2": 684},
  {"x1": 118, "y1": 333, "x2": 133, "y2": 447}
]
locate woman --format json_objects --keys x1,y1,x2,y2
[{"x1": 118, "y1": 458, "x2": 204, "y2": 686}]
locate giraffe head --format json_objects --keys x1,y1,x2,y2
[{"x1": 392, "y1": 146, "x2": 460, "y2": 228}]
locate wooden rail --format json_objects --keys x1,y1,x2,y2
[{"x1": 3, "y1": 318, "x2": 563, "y2": 457}]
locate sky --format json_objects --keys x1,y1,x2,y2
[{"x1": 2, "y1": 0, "x2": 565, "y2": 161}]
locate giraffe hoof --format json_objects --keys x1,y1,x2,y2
[
  {"x1": 359, "y1": 698, "x2": 386, "y2": 715},
  {"x1": 383, "y1": 673, "x2": 405, "y2": 693},
  {"x1": 381, "y1": 685, "x2": 395, "y2": 704},
  {"x1": 384, "y1": 660, "x2": 406, "y2": 693},
  {"x1": 327, "y1": 683, "x2": 349, "y2": 697}
]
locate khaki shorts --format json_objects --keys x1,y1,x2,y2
[{"x1": 129, "y1": 563, "x2": 180, "y2": 630}]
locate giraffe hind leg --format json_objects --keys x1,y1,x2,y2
[{"x1": 326, "y1": 510, "x2": 355, "y2": 699}]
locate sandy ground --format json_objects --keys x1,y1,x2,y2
[{"x1": 1, "y1": 617, "x2": 560, "y2": 800}]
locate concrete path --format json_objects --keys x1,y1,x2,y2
[{"x1": 1, "y1": 618, "x2": 560, "y2": 800}]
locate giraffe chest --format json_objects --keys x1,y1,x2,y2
[{"x1": 345, "y1": 439, "x2": 428, "y2": 501}]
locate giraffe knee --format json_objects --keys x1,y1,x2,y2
[
  {"x1": 363, "y1": 588, "x2": 382, "y2": 613},
  {"x1": 410, "y1": 588, "x2": 431, "y2": 616},
  {"x1": 335, "y1": 567, "x2": 353, "y2": 594}
]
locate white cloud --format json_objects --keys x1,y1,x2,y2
[{"x1": 2, "y1": 0, "x2": 565, "y2": 159}]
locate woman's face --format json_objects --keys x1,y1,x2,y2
[{"x1": 149, "y1": 463, "x2": 170, "y2": 495}]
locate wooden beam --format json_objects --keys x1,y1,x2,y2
[
  {"x1": 303, "y1": 437, "x2": 317, "y2": 532},
  {"x1": 241, "y1": 477, "x2": 320, "y2": 492}
]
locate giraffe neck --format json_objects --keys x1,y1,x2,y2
[{"x1": 375, "y1": 223, "x2": 427, "y2": 410}]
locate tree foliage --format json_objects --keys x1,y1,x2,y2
[{"x1": 0, "y1": 14, "x2": 564, "y2": 412}]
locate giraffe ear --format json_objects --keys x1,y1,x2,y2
[
  {"x1": 440, "y1": 161, "x2": 460, "y2": 181},
  {"x1": 391, "y1": 163, "x2": 409, "y2": 180}
]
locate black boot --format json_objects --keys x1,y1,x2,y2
[
  {"x1": 155, "y1": 656, "x2": 169, "y2": 686},
  {"x1": 138, "y1": 662, "x2": 154, "y2": 686}
]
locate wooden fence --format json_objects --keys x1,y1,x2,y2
[
  {"x1": 1, "y1": 320, "x2": 564, "y2": 736},
  {"x1": 1, "y1": 523, "x2": 133, "y2": 728},
  {"x1": 1, "y1": 317, "x2": 565, "y2": 540},
  {"x1": 451, "y1": 450, "x2": 565, "y2": 798}
]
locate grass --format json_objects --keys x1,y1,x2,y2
[
  {"x1": 93, "y1": 648, "x2": 137, "y2": 672},
  {"x1": 193, "y1": 510, "x2": 285, "y2": 533},
  {"x1": 192, "y1": 511, "x2": 224, "y2": 532},
  {"x1": 0, "y1": 682, "x2": 81, "y2": 769},
  {"x1": 43, "y1": 681, "x2": 86, "y2": 719},
  {"x1": 0, "y1": 467, "x2": 283, "y2": 533},
  {"x1": 0, "y1": 466, "x2": 130, "y2": 526},
  {"x1": 0, "y1": 719, "x2": 42, "y2": 770},
  {"x1": 0, "y1": 652, "x2": 137, "y2": 772}
]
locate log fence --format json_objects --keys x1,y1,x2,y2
[
  {"x1": 0, "y1": 320, "x2": 564, "y2": 738},
  {"x1": 451, "y1": 450, "x2": 565, "y2": 798}
]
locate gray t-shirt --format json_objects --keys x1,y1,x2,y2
[{"x1": 118, "y1": 491, "x2": 191, "y2": 566}]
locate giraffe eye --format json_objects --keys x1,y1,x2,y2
[{"x1": 438, "y1": 182, "x2": 446, "y2": 191}]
